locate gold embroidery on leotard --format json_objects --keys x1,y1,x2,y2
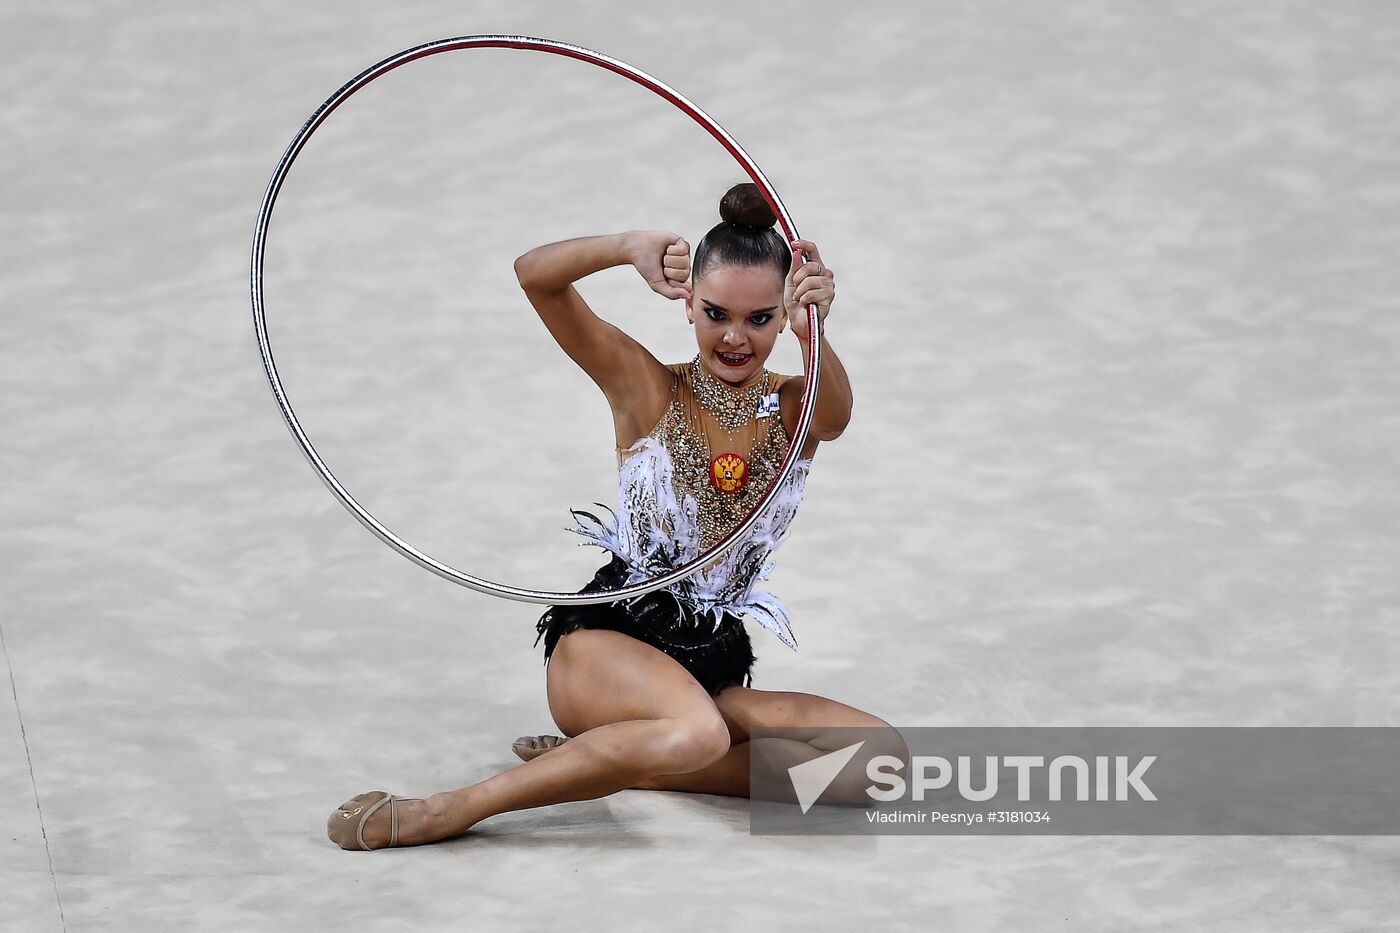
[{"x1": 616, "y1": 358, "x2": 792, "y2": 553}]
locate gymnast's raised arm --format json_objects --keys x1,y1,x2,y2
[{"x1": 513, "y1": 231, "x2": 685, "y2": 416}]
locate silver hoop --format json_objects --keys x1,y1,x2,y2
[{"x1": 250, "y1": 35, "x2": 824, "y2": 606}]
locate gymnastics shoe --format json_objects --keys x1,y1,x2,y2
[
  {"x1": 512, "y1": 734, "x2": 569, "y2": 762},
  {"x1": 328, "y1": 790, "x2": 423, "y2": 850}
]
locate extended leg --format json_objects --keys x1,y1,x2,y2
[
  {"x1": 329, "y1": 629, "x2": 733, "y2": 849},
  {"x1": 434, "y1": 713, "x2": 729, "y2": 835}
]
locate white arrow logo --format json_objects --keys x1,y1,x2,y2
[{"x1": 787, "y1": 741, "x2": 866, "y2": 813}]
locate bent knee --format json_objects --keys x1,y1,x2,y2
[
  {"x1": 873, "y1": 723, "x2": 911, "y2": 771},
  {"x1": 655, "y1": 713, "x2": 731, "y2": 774}
]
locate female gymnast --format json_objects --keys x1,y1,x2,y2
[{"x1": 328, "y1": 183, "x2": 905, "y2": 850}]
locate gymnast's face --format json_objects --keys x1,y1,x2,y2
[{"x1": 686, "y1": 262, "x2": 785, "y2": 385}]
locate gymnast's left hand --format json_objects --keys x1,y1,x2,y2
[{"x1": 782, "y1": 239, "x2": 835, "y2": 341}]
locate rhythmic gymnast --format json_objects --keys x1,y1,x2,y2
[{"x1": 329, "y1": 183, "x2": 907, "y2": 849}]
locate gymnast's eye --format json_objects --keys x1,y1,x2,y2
[
  {"x1": 750, "y1": 313, "x2": 773, "y2": 326},
  {"x1": 704, "y1": 306, "x2": 725, "y2": 322}
]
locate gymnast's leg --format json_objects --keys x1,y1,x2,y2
[
  {"x1": 329, "y1": 628, "x2": 732, "y2": 848},
  {"x1": 632, "y1": 687, "x2": 909, "y2": 803}
]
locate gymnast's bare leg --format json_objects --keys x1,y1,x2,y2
[
  {"x1": 332, "y1": 628, "x2": 737, "y2": 848},
  {"x1": 630, "y1": 685, "x2": 907, "y2": 799},
  {"x1": 332, "y1": 628, "x2": 908, "y2": 847}
]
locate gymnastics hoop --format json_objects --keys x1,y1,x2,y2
[{"x1": 250, "y1": 35, "x2": 823, "y2": 606}]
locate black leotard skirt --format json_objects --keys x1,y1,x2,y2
[{"x1": 534, "y1": 554, "x2": 755, "y2": 697}]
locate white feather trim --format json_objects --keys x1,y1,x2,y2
[{"x1": 564, "y1": 435, "x2": 811, "y2": 650}]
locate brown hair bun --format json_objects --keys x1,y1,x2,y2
[{"x1": 719, "y1": 182, "x2": 777, "y2": 229}]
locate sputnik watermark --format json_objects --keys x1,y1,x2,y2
[
  {"x1": 750, "y1": 727, "x2": 1400, "y2": 835},
  {"x1": 789, "y1": 744, "x2": 1155, "y2": 814},
  {"x1": 885, "y1": 752, "x2": 1151, "y2": 805},
  {"x1": 866, "y1": 752, "x2": 1156, "y2": 803}
]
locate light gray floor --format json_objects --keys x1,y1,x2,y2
[{"x1": 3, "y1": 1, "x2": 1398, "y2": 930}]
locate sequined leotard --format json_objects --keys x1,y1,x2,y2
[{"x1": 533, "y1": 356, "x2": 813, "y2": 695}]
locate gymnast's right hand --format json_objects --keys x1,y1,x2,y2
[{"x1": 626, "y1": 230, "x2": 692, "y2": 301}]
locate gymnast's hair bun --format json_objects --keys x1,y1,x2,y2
[{"x1": 719, "y1": 183, "x2": 776, "y2": 230}]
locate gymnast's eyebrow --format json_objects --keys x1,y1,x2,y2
[{"x1": 701, "y1": 299, "x2": 780, "y2": 315}]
